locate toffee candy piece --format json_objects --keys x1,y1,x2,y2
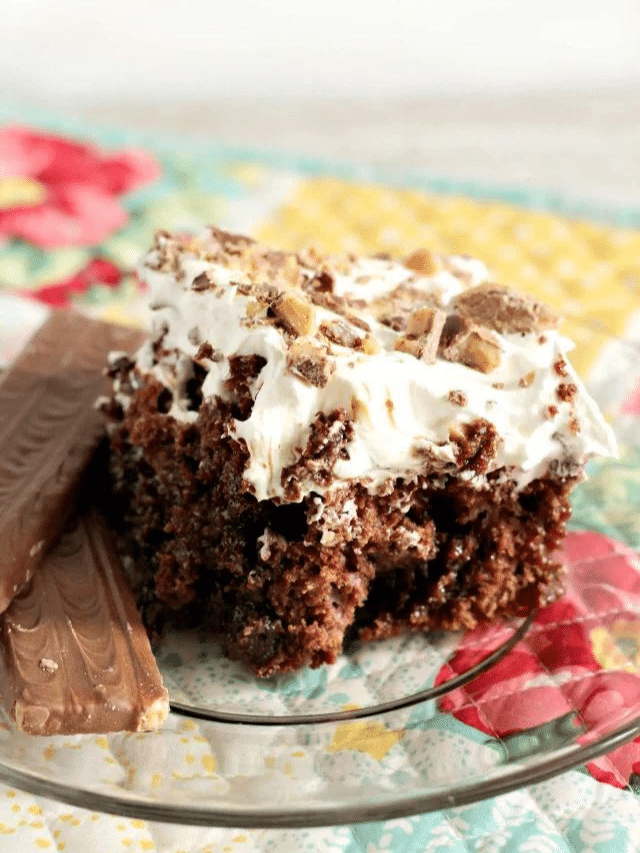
[
  {"x1": 0, "y1": 509, "x2": 169, "y2": 735},
  {"x1": 0, "y1": 310, "x2": 145, "y2": 612}
]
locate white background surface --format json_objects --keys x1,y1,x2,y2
[
  {"x1": 1, "y1": 2, "x2": 639, "y2": 208},
  {"x1": 2, "y1": 0, "x2": 639, "y2": 103}
]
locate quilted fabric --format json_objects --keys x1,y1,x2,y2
[{"x1": 1, "y1": 111, "x2": 640, "y2": 852}]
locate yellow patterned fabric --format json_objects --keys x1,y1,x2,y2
[{"x1": 258, "y1": 177, "x2": 640, "y2": 376}]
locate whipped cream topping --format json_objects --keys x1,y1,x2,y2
[{"x1": 131, "y1": 229, "x2": 616, "y2": 502}]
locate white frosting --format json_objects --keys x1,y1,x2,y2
[{"x1": 134, "y1": 238, "x2": 617, "y2": 502}]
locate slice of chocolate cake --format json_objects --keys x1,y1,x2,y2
[{"x1": 104, "y1": 228, "x2": 616, "y2": 677}]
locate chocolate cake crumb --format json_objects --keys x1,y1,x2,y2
[
  {"x1": 557, "y1": 382, "x2": 577, "y2": 402},
  {"x1": 106, "y1": 353, "x2": 136, "y2": 379},
  {"x1": 225, "y1": 354, "x2": 267, "y2": 420},
  {"x1": 450, "y1": 418, "x2": 499, "y2": 474},
  {"x1": 546, "y1": 404, "x2": 559, "y2": 419},
  {"x1": 312, "y1": 270, "x2": 335, "y2": 292},
  {"x1": 554, "y1": 358, "x2": 569, "y2": 377},
  {"x1": 281, "y1": 410, "x2": 355, "y2": 500},
  {"x1": 195, "y1": 342, "x2": 222, "y2": 362}
]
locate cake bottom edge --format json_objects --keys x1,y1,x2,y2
[{"x1": 105, "y1": 385, "x2": 575, "y2": 678}]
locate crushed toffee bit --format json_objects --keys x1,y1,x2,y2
[
  {"x1": 320, "y1": 319, "x2": 366, "y2": 349},
  {"x1": 286, "y1": 340, "x2": 335, "y2": 388},
  {"x1": 569, "y1": 416, "x2": 581, "y2": 434},
  {"x1": 404, "y1": 248, "x2": 437, "y2": 276},
  {"x1": 207, "y1": 226, "x2": 256, "y2": 252},
  {"x1": 492, "y1": 382, "x2": 504, "y2": 390},
  {"x1": 441, "y1": 255, "x2": 475, "y2": 285},
  {"x1": 452, "y1": 283, "x2": 560, "y2": 334},
  {"x1": 304, "y1": 288, "x2": 371, "y2": 333},
  {"x1": 538, "y1": 335, "x2": 548, "y2": 344},
  {"x1": 458, "y1": 331, "x2": 502, "y2": 374},
  {"x1": 242, "y1": 299, "x2": 270, "y2": 327},
  {"x1": 395, "y1": 332, "x2": 433, "y2": 363},
  {"x1": 350, "y1": 395, "x2": 369, "y2": 421},
  {"x1": 406, "y1": 306, "x2": 444, "y2": 338},
  {"x1": 546, "y1": 404, "x2": 559, "y2": 419},
  {"x1": 395, "y1": 307, "x2": 446, "y2": 364},
  {"x1": 519, "y1": 371, "x2": 536, "y2": 388},
  {"x1": 448, "y1": 390, "x2": 468, "y2": 406},
  {"x1": 439, "y1": 313, "x2": 502, "y2": 373},
  {"x1": 358, "y1": 334, "x2": 380, "y2": 355},
  {"x1": 192, "y1": 271, "x2": 214, "y2": 291},
  {"x1": 236, "y1": 281, "x2": 281, "y2": 302},
  {"x1": 556, "y1": 382, "x2": 577, "y2": 402},
  {"x1": 272, "y1": 293, "x2": 315, "y2": 337},
  {"x1": 147, "y1": 229, "x2": 183, "y2": 273},
  {"x1": 394, "y1": 337, "x2": 423, "y2": 358},
  {"x1": 305, "y1": 289, "x2": 345, "y2": 314},
  {"x1": 554, "y1": 358, "x2": 569, "y2": 377},
  {"x1": 385, "y1": 398, "x2": 395, "y2": 422},
  {"x1": 344, "y1": 312, "x2": 371, "y2": 333}
]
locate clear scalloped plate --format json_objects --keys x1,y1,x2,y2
[{"x1": 2, "y1": 513, "x2": 640, "y2": 829}]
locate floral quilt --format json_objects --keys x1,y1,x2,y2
[{"x1": 1, "y1": 113, "x2": 640, "y2": 852}]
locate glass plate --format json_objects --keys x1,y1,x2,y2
[{"x1": 1, "y1": 521, "x2": 640, "y2": 829}]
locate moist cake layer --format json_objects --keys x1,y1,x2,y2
[{"x1": 104, "y1": 228, "x2": 616, "y2": 676}]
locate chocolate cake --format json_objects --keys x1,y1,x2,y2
[{"x1": 104, "y1": 228, "x2": 616, "y2": 677}]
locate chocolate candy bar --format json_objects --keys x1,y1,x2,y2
[
  {"x1": 0, "y1": 509, "x2": 169, "y2": 735},
  {"x1": 0, "y1": 310, "x2": 145, "y2": 612}
]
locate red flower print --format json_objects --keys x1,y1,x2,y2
[
  {"x1": 0, "y1": 126, "x2": 159, "y2": 247},
  {"x1": 24, "y1": 258, "x2": 123, "y2": 308},
  {"x1": 436, "y1": 532, "x2": 640, "y2": 788},
  {"x1": 621, "y1": 380, "x2": 640, "y2": 416}
]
